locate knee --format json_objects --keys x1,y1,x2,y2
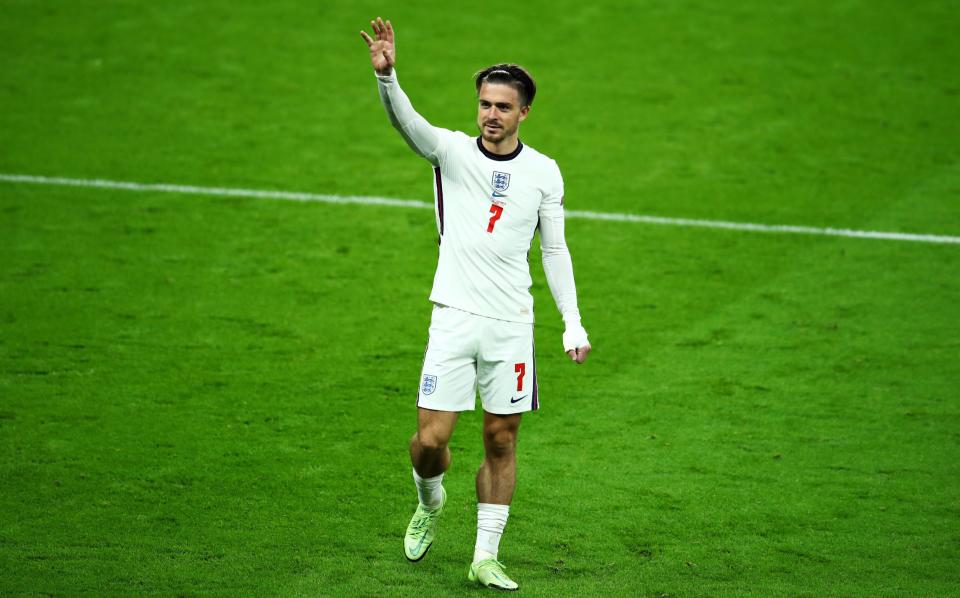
[
  {"x1": 417, "y1": 429, "x2": 449, "y2": 453},
  {"x1": 484, "y1": 427, "x2": 517, "y2": 458}
]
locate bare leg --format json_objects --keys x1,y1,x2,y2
[
  {"x1": 403, "y1": 407, "x2": 458, "y2": 561},
  {"x1": 410, "y1": 408, "x2": 459, "y2": 478},
  {"x1": 476, "y1": 411, "x2": 522, "y2": 504}
]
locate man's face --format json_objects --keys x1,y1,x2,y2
[{"x1": 477, "y1": 82, "x2": 529, "y2": 144}]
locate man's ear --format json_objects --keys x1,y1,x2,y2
[{"x1": 519, "y1": 105, "x2": 530, "y2": 122}]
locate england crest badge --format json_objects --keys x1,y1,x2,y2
[
  {"x1": 421, "y1": 374, "x2": 437, "y2": 395},
  {"x1": 491, "y1": 171, "x2": 511, "y2": 197}
]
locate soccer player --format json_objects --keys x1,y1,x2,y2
[{"x1": 361, "y1": 17, "x2": 591, "y2": 591}]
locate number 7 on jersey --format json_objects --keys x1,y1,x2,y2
[{"x1": 487, "y1": 203, "x2": 504, "y2": 233}]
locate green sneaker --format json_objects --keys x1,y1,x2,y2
[
  {"x1": 403, "y1": 486, "x2": 446, "y2": 562},
  {"x1": 468, "y1": 558, "x2": 519, "y2": 591}
]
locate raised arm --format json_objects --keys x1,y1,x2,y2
[
  {"x1": 539, "y1": 170, "x2": 591, "y2": 364},
  {"x1": 360, "y1": 18, "x2": 444, "y2": 164}
]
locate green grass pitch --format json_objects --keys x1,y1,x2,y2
[{"x1": 2, "y1": 1, "x2": 959, "y2": 596}]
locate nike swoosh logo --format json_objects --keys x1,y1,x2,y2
[
  {"x1": 492, "y1": 191, "x2": 507, "y2": 198},
  {"x1": 510, "y1": 395, "x2": 528, "y2": 404}
]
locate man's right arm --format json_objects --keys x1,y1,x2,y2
[
  {"x1": 376, "y1": 71, "x2": 444, "y2": 166},
  {"x1": 361, "y1": 18, "x2": 444, "y2": 165}
]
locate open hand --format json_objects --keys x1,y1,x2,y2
[{"x1": 360, "y1": 17, "x2": 396, "y2": 76}]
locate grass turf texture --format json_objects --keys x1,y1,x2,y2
[{"x1": 1, "y1": 0, "x2": 958, "y2": 596}]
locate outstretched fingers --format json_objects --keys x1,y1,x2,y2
[
  {"x1": 361, "y1": 17, "x2": 394, "y2": 72},
  {"x1": 365, "y1": 17, "x2": 393, "y2": 43}
]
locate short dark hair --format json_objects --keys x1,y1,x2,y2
[{"x1": 474, "y1": 64, "x2": 537, "y2": 107}]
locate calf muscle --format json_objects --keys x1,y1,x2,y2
[
  {"x1": 476, "y1": 411, "x2": 521, "y2": 504},
  {"x1": 410, "y1": 408, "x2": 459, "y2": 478}
]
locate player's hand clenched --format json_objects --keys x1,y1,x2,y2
[
  {"x1": 563, "y1": 326, "x2": 591, "y2": 364},
  {"x1": 567, "y1": 345, "x2": 591, "y2": 364},
  {"x1": 360, "y1": 17, "x2": 396, "y2": 76}
]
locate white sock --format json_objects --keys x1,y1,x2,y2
[
  {"x1": 412, "y1": 468, "x2": 444, "y2": 509},
  {"x1": 474, "y1": 503, "x2": 510, "y2": 563}
]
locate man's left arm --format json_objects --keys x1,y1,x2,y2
[{"x1": 539, "y1": 164, "x2": 591, "y2": 364}]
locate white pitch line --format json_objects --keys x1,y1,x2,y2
[
  {"x1": 0, "y1": 173, "x2": 433, "y2": 211},
  {"x1": 2, "y1": 173, "x2": 958, "y2": 245},
  {"x1": 564, "y1": 209, "x2": 960, "y2": 245}
]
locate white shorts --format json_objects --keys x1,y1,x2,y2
[{"x1": 417, "y1": 304, "x2": 538, "y2": 414}]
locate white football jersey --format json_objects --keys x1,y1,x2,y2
[
  {"x1": 427, "y1": 131, "x2": 563, "y2": 323},
  {"x1": 376, "y1": 71, "x2": 583, "y2": 333}
]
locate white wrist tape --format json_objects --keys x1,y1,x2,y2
[{"x1": 562, "y1": 325, "x2": 589, "y2": 352}]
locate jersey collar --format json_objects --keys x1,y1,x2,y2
[{"x1": 476, "y1": 137, "x2": 523, "y2": 161}]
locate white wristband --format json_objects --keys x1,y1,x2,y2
[{"x1": 562, "y1": 325, "x2": 589, "y2": 352}]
